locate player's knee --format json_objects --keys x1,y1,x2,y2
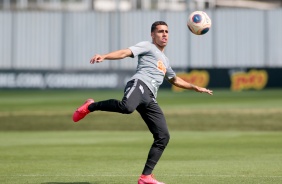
[
  {"x1": 123, "y1": 108, "x2": 135, "y2": 114},
  {"x1": 120, "y1": 104, "x2": 135, "y2": 114},
  {"x1": 162, "y1": 132, "x2": 170, "y2": 146},
  {"x1": 155, "y1": 132, "x2": 170, "y2": 150}
]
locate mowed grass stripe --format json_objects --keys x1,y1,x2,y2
[
  {"x1": 2, "y1": 174, "x2": 282, "y2": 178},
  {"x1": 1, "y1": 89, "x2": 282, "y2": 131},
  {"x1": 1, "y1": 111, "x2": 282, "y2": 131},
  {"x1": 0, "y1": 108, "x2": 282, "y2": 117}
]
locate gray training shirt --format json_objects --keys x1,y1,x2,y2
[{"x1": 129, "y1": 41, "x2": 176, "y2": 97}]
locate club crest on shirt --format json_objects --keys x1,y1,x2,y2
[{"x1": 157, "y1": 60, "x2": 166, "y2": 74}]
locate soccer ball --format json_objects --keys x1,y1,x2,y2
[{"x1": 187, "y1": 11, "x2": 212, "y2": 35}]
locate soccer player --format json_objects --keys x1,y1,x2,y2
[{"x1": 73, "y1": 21, "x2": 213, "y2": 184}]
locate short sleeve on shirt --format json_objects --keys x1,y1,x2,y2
[
  {"x1": 165, "y1": 67, "x2": 176, "y2": 80},
  {"x1": 129, "y1": 41, "x2": 151, "y2": 58}
]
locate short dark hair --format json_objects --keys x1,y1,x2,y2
[{"x1": 151, "y1": 21, "x2": 168, "y2": 32}]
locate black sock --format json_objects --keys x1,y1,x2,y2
[
  {"x1": 142, "y1": 159, "x2": 157, "y2": 175},
  {"x1": 88, "y1": 99, "x2": 123, "y2": 113},
  {"x1": 88, "y1": 102, "x2": 97, "y2": 112}
]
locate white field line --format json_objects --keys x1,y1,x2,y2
[{"x1": 1, "y1": 174, "x2": 282, "y2": 178}]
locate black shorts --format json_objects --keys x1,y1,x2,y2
[
  {"x1": 123, "y1": 79, "x2": 169, "y2": 138},
  {"x1": 89, "y1": 78, "x2": 169, "y2": 140}
]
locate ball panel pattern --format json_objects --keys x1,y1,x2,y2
[{"x1": 192, "y1": 14, "x2": 202, "y2": 23}]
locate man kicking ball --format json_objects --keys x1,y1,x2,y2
[{"x1": 73, "y1": 21, "x2": 213, "y2": 184}]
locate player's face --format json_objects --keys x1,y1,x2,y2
[{"x1": 151, "y1": 25, "x2": 169, "y2": 51}]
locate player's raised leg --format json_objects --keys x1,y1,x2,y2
[{"x1": 73, "y1": 79, "x2": 142, "y2": 122}]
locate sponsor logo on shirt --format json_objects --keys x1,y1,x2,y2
[{"x1": 151, "y1": 79, "x2": 158, "y2": 96}]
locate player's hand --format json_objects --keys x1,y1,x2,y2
[
  {"x1": 195, "y1": 86, "x2": 213, "y2": 95},
  {"x1": 90, "y1": 54, "x2": 105, "y2": 64}
]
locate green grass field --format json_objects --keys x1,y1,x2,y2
[{"x1": 0, "y1": 89, "x2": 282, "y2": 184}]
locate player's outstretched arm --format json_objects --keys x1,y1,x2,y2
[
  {"x1": 169, "y1": 76, "x2": 213, "y2": 95},
  {"x1": 90, "y1": 49, "x2": 133, "y2": 64}
]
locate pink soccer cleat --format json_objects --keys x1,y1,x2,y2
[
  {"x1": 138, "y1": 174, "x2": 165, "y2": 184},
  {"x1": 72, "y1": 99, "x2": 94, "y2": 122}
]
